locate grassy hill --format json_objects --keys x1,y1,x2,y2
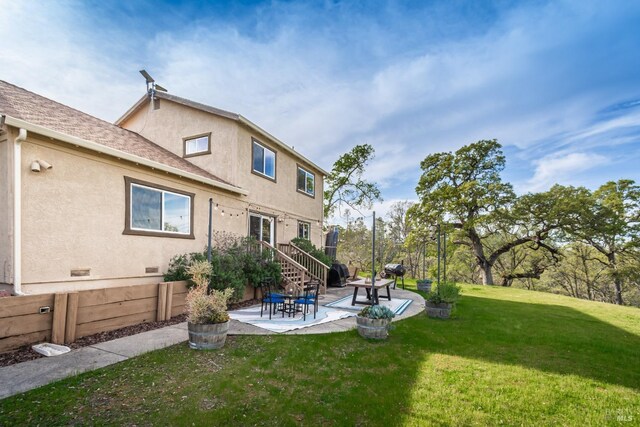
[{"x1": 1, "y1": 284, "x2": 639, "y2": 426}]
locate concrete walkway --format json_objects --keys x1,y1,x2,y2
[{"x1": 0, "y1": 286, "x2": 424, "y2": 400}]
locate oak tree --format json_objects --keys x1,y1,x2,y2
[
  {"x1": 413, "y1": 139, "x2": 582, "y2": 285},
  {"x1": 324, "y1": 144, "x2": 382, "y2": 218}
]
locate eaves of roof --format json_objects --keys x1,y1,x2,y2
[{"x1": 2, "y1": 115, "x2": 249, "y2": 196}]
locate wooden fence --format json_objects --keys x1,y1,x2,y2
[{"x1": 0, "y1": 281, "x2": 189, "y2": 353}]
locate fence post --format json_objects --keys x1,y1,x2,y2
[
  {"x1": 64, "y1": 292, "x2": 79, "y2": 344},
  {"x1": 165, "y1": 282, "x2": 174, "y2": 320},
  {"x1": 52, "y1": 293, "x2": 68, "y2": 344},
  {"x1": 157, "y1": 283, "x2": 168, "y2": 322}
]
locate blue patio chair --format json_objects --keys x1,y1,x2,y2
[
  {"x1": 260, "y1": 279, "x2": 285, "y2": 319},
  {"x1": 294, "y1": 280, "x2": 320, "y2": 321},
  {"x1": 262, "y1": 277, "x2": 285, "y2": 298}
]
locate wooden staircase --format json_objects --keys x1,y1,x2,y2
[
  {"x1": 278, "y1": 242, "x2": 329, "y2": 294},
  {"x1": 258, "y1": 241, "x2": 309, "y2": 295}
]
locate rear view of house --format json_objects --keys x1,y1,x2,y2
[{"x1": 0, "y1": 79, "x2": 327, "y2": 295}]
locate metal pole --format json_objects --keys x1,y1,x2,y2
[
  {"x1": 371, "y1": 211, "x2": 376, "y2": 304},
  {"x1": 436, "y1": 224, "x2": 441, "y2": 289},
  {"x1": 422, "y1": 238, "x2": 426, "y2": 279},
  {"x1": 207, "y1": 198, "x2": 213, "y2": 262},
  {"x1": 443, "y1": 229, "x2": 447, "y2": 284},
  {"x1": 379, "y1": 218, "x2": 384, "y2": 276}
]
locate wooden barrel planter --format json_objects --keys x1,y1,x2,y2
[
  {"x1": 416, "y1": 279, "x2": 432, "y2": 292},
  {"x1": 425, "y1": 302, "x2": 453, "y2": 319},
  {"x1": 188, "y1": 321, "x2": 229, "y2": 350},
  {"x1": 356, "y1": 315, "x2": 391, "y2": 340}
]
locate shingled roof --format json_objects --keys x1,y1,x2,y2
[{"x1": 0, "y1": 80, "x2": 243, "y2": 192}]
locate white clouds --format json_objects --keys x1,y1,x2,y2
[
  {"x1": 1, "y1": 0, "x2": 639, "y2": 205},
  {"x1": 523, "y1": 152, "x2": 609, "y2": 192},
  {"x1": 328, "y1": 198, "x2": 419, "y2": 227},
  {"x1": 0, "y1": 1, "x2": 144, "y2": 120}
]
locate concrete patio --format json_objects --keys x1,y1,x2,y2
[{"x1": 229, "y1": 284, "x2": 425, "y2": 335}]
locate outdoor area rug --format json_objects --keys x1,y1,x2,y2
[
  {"x1": 229, "y1": 305, "x2": 356, "y2": 333},
  {"x1": 324, "y1": 295, "x2": 413, "y2": 315}
]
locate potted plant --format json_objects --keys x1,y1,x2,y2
[
  {"x1": 186, "y1": 260, "x2": 234, "y2": 350},
  {"x1": 425, "y1": 282, "x2": 460, "y2": 319},
  {"x1": 416, "y1": 278, "x2": 432, "y2": 292},
  {"x1": 356, "y1": 305, "x2": 396, "y2": 340}
]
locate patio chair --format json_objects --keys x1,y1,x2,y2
[
  {"x1": 260, "y1": 279, "x2": 285, "y2": 319},
  {"x1": 347, "y1": 267, "x2": 360, "y2": 282},
  {"x1": 261, "y1": 277, "x2": 285, "y2": 298},
  {"x1": 294, "y1": 279, "x2": 320, "y2": 321}
]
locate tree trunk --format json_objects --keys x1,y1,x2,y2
[
  {"x1": 613, "y1": 276, "x2": 623, "y2": 305},
  {"x1": 607, "y1": 253, "x2": 624, "y2": 305},
  {"x1": 468, "y1": 228, "x2": 495, "y2": 285},
  {"x1": 480, "y1": 264, "x2": 494, "y2": 285}
]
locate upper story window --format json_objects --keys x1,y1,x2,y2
[
  {"x1": 298, "y1": 221, "x2": 310, "y2": 239},
  {"x1": 252, "y1": 139, "x2": 276, "y2": 180},
  {"x1": 123, "y1": 177, "x2": 195, "y2": 239},
  {"x1": 297, "y1": 165, "x2": 315, "y2": 197},
  {"x1": 183, "y1": 133, "x2": 211, "y2": 158}
]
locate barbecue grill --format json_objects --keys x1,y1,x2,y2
[
  {"x1": 328, "y1": 263, "x2": 349, "y2": 287},
  {"x1": 380, "y1": 263, "x2": 406, "y2": 289}
]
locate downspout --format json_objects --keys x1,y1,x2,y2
[{"x1": 13, "y1": 128, "x2": 27, "y2": 295}]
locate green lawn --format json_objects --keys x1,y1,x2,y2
[{"x1": 1, "y1": 284, "x2": 639, "y2": 426}]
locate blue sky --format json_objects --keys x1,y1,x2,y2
[{"x1": 2, "y1": 0, "x2": 640, "y2": 220}]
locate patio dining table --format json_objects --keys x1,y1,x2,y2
[
  {"x1": 279, "y1": 294, "x2": 298, "y2": 317},
  {"x1": 277, "y1": 282, "x2": 318, "y2": 318},
  {"x1": 347, "y1": 278, "x2": 394, "y2": 306}
]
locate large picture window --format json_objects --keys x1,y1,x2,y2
[
  {"x1": 297, "y1": 166, "x2": 315, "y2": 197},
  {"x1": 183, "y1": 133, "x2": 211, "y2": 157},
  {"x1": 124, "y1": 177, "x2": 195, "y2": 239},
  {"x1": 252, "y1": 139, "x2": 276, "y2": 180}
]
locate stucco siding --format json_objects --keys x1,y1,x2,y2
[
  {"x1": 236, "y1": 125, "x2": 324, "y2": 248},
  {"x1": 120, "y1": 101, "x2": 239, "y2": 185},
  {"x1": 121, "y1": 99, "x2": 325, "y2": 249},
  {"x1": 0, "y1": 128, "x2": 13, "y2": 284},
  {"x1": 19, "y1": 135, "x2": 248, "y2": 293}
]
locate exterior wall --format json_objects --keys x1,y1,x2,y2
[
  {"x1": 18, "y1": 134, "x2": 248, "y2": 294},
  {"x1": 0, "y1": 127, "x2": 14, "y2": 284},
  {"x1": 120, "y1": 102, "x2": 239, "y2": 185},
  {"x1": 236, "y1": 125, "x2": 324, "y2": 248},
  {"x1": 121, "y1": 100, "x2": 325, "y2": 249}
]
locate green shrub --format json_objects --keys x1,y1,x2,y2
[
  {"x1": 164, "y1": 236, "x2": 282, "y2": 303},
  {"x1": 209, "y1": 250, "x2": 246, "y2": 302},
  {"x1": 164, "y1": 252, "x2": 207, "y2": 282},
  {"x1": 291, "y1": 237, "x2": 333, "y2": 266},
  {"x1": 242, "y1": 243, "x2": 282, "y2": 288},
  {"x1": 426, "y1": 282, "x2": 461, "y2": 304}
]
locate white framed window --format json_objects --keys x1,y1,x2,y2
[
  {"x1": 298, "y1": 221, "x2": 310, "y2": 240},
  {"x1": 297, "y1": 165, "x2": 315, "y2": 197},
  {"x1": 252, "y1": 139, "x2": 276, "y2": 180},
  {"x1": 124, "y1": 177, "x2": 194, "y2": 238},
  {"x1": 184, "y1": 133, "x2": 211, "y2": 157},
  {"x1": 249, "y1": 213, "x2": 275, "y2": 246}
]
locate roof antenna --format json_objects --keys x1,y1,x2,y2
[{"x1": 139, "y1": 70, "x2": 167, "y2": 110}]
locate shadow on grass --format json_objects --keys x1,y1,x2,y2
[
  {"x1": 1, "y1": 292, "x2": 639, "y2": 426},
  {"x1": 405, "y1": 294, "x2": 640, "y2": 390}
]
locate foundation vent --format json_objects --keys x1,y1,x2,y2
[
  {"x1": 70, "y1": 268, "x2": 91, "y2": 277},
  {"x1": 145, "y1": 267, "x2": 159, "y2": 274}
]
